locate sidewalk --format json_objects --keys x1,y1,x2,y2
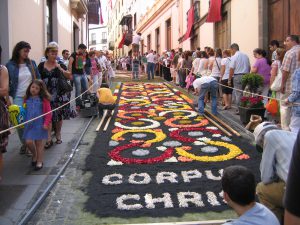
[{"x1": 0, "y1": 117, "x2": 90, "y2": 225}]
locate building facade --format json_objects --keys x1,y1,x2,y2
[
  {"x1": 107, "y1": 0, "x2": 155, "y2": 57},
  {"x1": 89, "y1": 25, "x2": 109, "y2": 51},
  {"x1": 136, "y1": 0, "x2": 300, "y2": 63},
  {"x1": 0, "y1": 0, "x2": 89, "y2": 63}
]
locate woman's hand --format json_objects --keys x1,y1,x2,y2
[{"x1": 43, "y1": 124, "x2": 49, "y2": 130}]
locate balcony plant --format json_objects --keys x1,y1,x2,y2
[{"x1": 238, "y1": 73, "x2": 265, "y2": 124}]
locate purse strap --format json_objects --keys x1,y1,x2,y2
[
  {"x1": 215, "y1": 58, "x2": 221, "y2": 71},
  {"x1": 29, "y1": 59, "x2": 37, "y2": 80}
]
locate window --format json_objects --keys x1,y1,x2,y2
[
  {"x1": 102, "y1": 32, "x2": 107, "y2": 44},
  {"x1": 155, "y1": 27, "x2": 160, "y2": 53},
  {"x1": 147, "y1": 34, "x2": 151, "y2": 52},
  {"x1": 134, "y1": 13, "x2": 137, "y2": 29},
  {"x1": 193, "y1": 0, "x2": 200, "y2": 22},
  {"x1": 46, "y1": 0, "x2": 53, "y2": 44},
  {"x1": 91, "y1": 33, "x2": 97, "y2": 45},
  {"x1": 166, "y1": 19, "x2": 172, "y2": 50}
]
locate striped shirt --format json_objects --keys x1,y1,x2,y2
[
  {"x1": 281, "y1": 45, "x2": 300, "y2": 93},
  {"x1": 260, "y1": 130, "x2": 297, "y2": 183}
]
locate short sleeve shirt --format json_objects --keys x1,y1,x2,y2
[
  {"x1": 221, "y1": 57, "x2": 231, "y2": 80},
  {"x1": 230, "y1": 51, "x2": 250, "y2": 74},
  {"x1": 253, "y1": 58, "x2": 271, "y2": 85}
]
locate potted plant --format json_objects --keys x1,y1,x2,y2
[{"x1": 238, "y1": 73, "x2": 265, "y2": 124}]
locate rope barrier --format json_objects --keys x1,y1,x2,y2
[
  {"x1": 158, "y1": 62, "x2": 300, "y2": 106},
  {"x1": 0, "y1": 71, "x2": 108, "y2": 135}
]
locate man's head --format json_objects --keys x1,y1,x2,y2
[
  {"x1": 77, "y1": 43, "x2": 87, "y2": 54},
  {"x1": 137, "y1": 32, "x2": 141, "y2": 36},
  {"x1": 253, "y1": 122, "x2": 279, "y2": 153},
  {"x1": 62, "y1": 49, "x2": 69, "y2": 60},
  {"x1": 222, "y1": 165, "x2": 256, "y2": 207},
  {"x1": 284, "y1": 35, "x2": 300, "y2": 50},
  {"x1": 230, "y1": 43, "x2": 239, "y2": 55},
  {"x1": 269, "y1": 40, "x2": 280, "y2": 52}
]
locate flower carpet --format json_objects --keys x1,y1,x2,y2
[{"x1": 85, "y1": 83, "x2": 261, "y2": 218}]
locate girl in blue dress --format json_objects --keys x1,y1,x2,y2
[{"x1": 23, "y1": 80, "x2": 52, "y2": 170}]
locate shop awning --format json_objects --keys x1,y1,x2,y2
[
  {"x1": 206, "y1": 0, "x2": 222, "y2": 23},
  {"x1": 183, "y1": 5, "x2": 195, "y2": 42}
]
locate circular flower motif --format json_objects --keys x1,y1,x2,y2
[
  {"x1": 176, "y1": 140, "x2": 243, "y2": 162},
  {"x1": 109, "y1": 143, "x2": 174, "y2": 164},
  {"x1": 132, "y1": 149, "x2": 150, "y2": 156},
  {"x1": 188, "y1": 131, "x2": 204, "y2": 137},
  {"x1": 132, "y1": 133, "x2": 147, "y2": 139},
  {"x1": 115, "y1": 118, "x2": 161, "y2": 130},
  {"x1": 155, "y1": 103, "x2": 192, "y2": 111},
  {"x1": 170, "y1": 128, "x2": 221, "y2": 142},
  {"x1": 163, "y1": 141, "x2": 182, "y2": 147},
  {"x1": 201, "y1": 146, "x2": 219, "y2": 153},
  {"x1": 111, "y1": 129, "x2": 166, "y2": 144},
  {"x1": 165, "y1": 118, "x2": 209, "y2": 128}
]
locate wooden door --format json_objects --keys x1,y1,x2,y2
[
  {"x1": 166, "y1": 19, "x2": 172, "y2": 50},
  {"x1": 268, "y1": 0, "x2": 300, "y2": 45},
  {"x1": 215, "y1": 13, "x2": 229, "y2": 50}
]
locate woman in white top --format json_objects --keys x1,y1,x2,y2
[
  {"x1": 220, "y1": 49, "x2": 233, "y2": 110},
  {"x1": 209, "y1": 48, "x2": 222, "y2": 80},
  {"x1": 190, "y1": 51, "x2": 201, "y2": 77},
  {"x1": 198, "y1": 51, "x2": 209, "y2": 76}
]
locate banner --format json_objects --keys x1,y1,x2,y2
[
  {"x1": 183, "y1": 6, "x2": 194, "y2": 41},
  {"x1": 118, "y1": 33, "x2": 126, "y2": 49},
  {"x1": 206, "y1": 0, "x2": 222, "y2": 23}
]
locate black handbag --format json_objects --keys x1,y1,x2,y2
[{"x1": 57, "y1": 68, "x2": 73, "y2": 95}]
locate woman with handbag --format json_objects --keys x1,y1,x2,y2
[
  {"x1": 6, "y1": 41, "x2": 40, "y2": 154},
  {"x1": 38, "y1": 44, "x2": 75, "y2": 148}
]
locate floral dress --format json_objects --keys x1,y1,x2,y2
[{"x1": 38, "y1": 62, "x2": 76, "y2": 122}]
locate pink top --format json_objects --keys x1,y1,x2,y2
[
  {"x1": 253, "y1": 58, "x2": 271, "y2": 85},
  {"x1": 42, "y1": 99, "x2": 52, "y2": 127},
  {"x1": 91, "y1": 58, "x2": 99, "y2": 76}
]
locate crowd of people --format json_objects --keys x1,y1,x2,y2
[
  {"x1": 0, "y1": 41, "x2": 116, "y2": 174},
  {"x1": 0, "y1": 33, "x2": 300, "y2": 224},
  {"x1": 125, "y1": 34, "x2": 300, "y2": 134}
]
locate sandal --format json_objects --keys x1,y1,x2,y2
[
  {"x1": 45, "y1": 140, "x2": 53, "y2": 149},
  {"x1": 55, "y1": 139, "x2": 62, "y2": 144},
  {"x1": 35, "y1": 162, "x2": 43, "y2": 171}
]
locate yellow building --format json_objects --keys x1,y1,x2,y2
[{"x1": 0, "y1": 0, "x2": 89, "y2": 63}]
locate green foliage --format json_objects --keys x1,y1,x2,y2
[{"x1": 241, "y1": 73, "x2": 264, "y2": 93}]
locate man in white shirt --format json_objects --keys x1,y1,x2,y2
[
  {"x1": 98, "y1": 51, "x2": 108, "y2": 83},
  {"x1": 193, "y1": 76, "x2": 218, "y2": 116},
  {"x1": 146, "y1": 50, "x2": 155, "y2": 80},
  {"x1": 132, "y1": 32, "x2": 142, "y2": 57},
  {"x1": 253, "y1": 122, "x2": 297, "y2": 223},
  {"x1": 229, "y1": 43, "x2": 250, "y2": 114}
]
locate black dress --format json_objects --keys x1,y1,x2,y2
[{"x1": 38, "y1": 62, "x2": 76, "y2": 122}]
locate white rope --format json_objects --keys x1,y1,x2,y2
[
  {"x1": 0, "y1": 71, "x2": 108, "y2": 135},
  {"x1": 159, "y1": 62, "x2": 300, "y2": 106}
]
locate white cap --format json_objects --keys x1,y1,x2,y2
[
  {"x1": 48, "y1": 41, "x2": 59, "y2": 48},
  {"x1": 253, "y1": 122, "x2": 279, "y2": 148}
]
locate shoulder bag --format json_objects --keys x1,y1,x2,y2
[
  {"x1": 270, "y1": 63, "x2": 282, "y2": 92},
  {"x1": 57, "y1": 65, "x2": 73, "y2": 95}
]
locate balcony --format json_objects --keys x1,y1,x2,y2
[
  {"x1": 101, "y1": 39, "x2": 107, "y2": 44},
  {"x1": 109, "y1": 41, "x2": 115, "y2": 50},
  {"x1": 70, "y1": 0, "x2": 88, "y2": 18}
]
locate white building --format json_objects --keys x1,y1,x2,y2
[{"x1": 88, "y1": 25, "x2": 108, "y2": 51}]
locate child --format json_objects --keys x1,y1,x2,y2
[
  {"x1": 23, "y1": 80, "x2": 52, "y2": 170},
  {"x1": 97, "y1": 84, "x2": 116, "y2": 117},
  {"x1": 106, "y1": 55, "x2": 115, "y2": 87},
  {"x1": 132, "y1": 58, "x2": 140, "y2": 80},
  {"x1": 185, "y1": 72, "x2": 196, "y2": 93}
]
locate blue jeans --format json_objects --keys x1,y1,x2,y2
[
  {"x1": 73, "y1": 74, "x2": 88, "y2": 106},
  {"x1": 14, "y1": 96, "x2": 25, "y2": 144},
  {"x1": 198, "y1": 81, "x2": 218, "y2": 115},
  {"x1": 147, "y1": 63, "x2": 155, "y2": 80}
]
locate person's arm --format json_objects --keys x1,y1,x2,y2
[
  {"x1": 0, "y1": 66, "x2": 9, "y2": 97},
  {"x1": 204, "y1": 59, "x2": 209, "y2": 70},
  {"x1": 251, "y1": 66, "x2": 258, "y2": 73},
  {"x1": 281, "y1": 70, "x2": 289, "y2": 94},
  {"x1": 285, "y1": 210, "x2": 300, "y2": 225},
  {"x1": 270, "y1": 63, "x2": 278, "y2": 85},
  {"x1": 287, "y1": 71, "x2": 300, "y2": 103},
  {"x1": 208, "y1": 59, "x2": 214, "y2": 71},
  {"x1": 220, "y1": 65, "x2": 225, "y2": 81},
  {"x1": 260, "y1": 132, "x2": 277, "y2": 184},
  {"x1": 57, "y1": 62, "x2": 72, "y2": 79},
  {"x1": 68, "y1": 56, "x2": 74, "y2": 73},
  {"x1": 42, "y1": 99, "x2": 52, "y2": 129}
]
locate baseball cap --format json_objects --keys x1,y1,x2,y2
[{"x1": 253, "y1": 122, "x2": 279, "y2": 152}]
